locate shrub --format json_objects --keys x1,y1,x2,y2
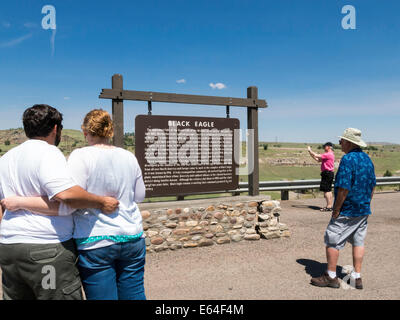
[
  {"x1": 263, "y1": 144, "x2": 268, "y2": 150},
  {"x1": 384, "y1": 170, "x2": 393, "y2": 177},
  {"x1": 4, "y1": 140, "x2": 10, "y2": 146}
]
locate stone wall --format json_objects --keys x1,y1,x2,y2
[{"x1": 139, "y1": 197, "x2": 290, "y2": 253}]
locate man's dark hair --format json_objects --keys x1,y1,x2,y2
[{"x1": 23, "y1": 104, "x2": 63, "y2": 138}]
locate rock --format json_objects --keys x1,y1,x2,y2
[
  {"x1": 259, "y1": 221, "x2": 268, "y2": 227},
  {"x1": 166, "y1": 222, "x2": 177, "y2": 229},
  {"x1": 142, "y1": 222, "x2": 149, "y2": 231},
  {"x1": 198, "y1": 239, "x2": 214, "y2": 247},
  {"x1": 179, "y1": 214, "x2": 189, "y2": 221},
  {"x1": 169, "y1": 243, "x2": 183, "y2": 250},
  {"x1": 258, "y1": 214, "x2": 270, "y2": 221},
  {"x1": 149, "y1": 223, "x2": 163, "y2": 229},
  {"x1": 235, "y1": 203, "x2": 244, "y2": 208},
  {"x1": 166, "y1": 209, "x2": 174, "y2": 215},
  {"x1": 244, "y1": 222, "x2": 254, "y2": 228},
  {"x1": 244, "y1": 234, "x2": 260, "y2": 241},
  {"x1": 150, "y1": 237, "x2": 164, "y2": 245},
  {"x1": 206, "y1": 206, "x2": 215, "y2": 212},
  {"x1": 183, "y1": 207, "x2": 191, "y2": 214},
  {"x1": 175, "y1": 208, "x2": 182, "y2": 214},
  {"x1": 230, "y1": 217, "x2": 237, "y2": 224},
  {"x1": 245, "y1": 229, "x2": 256, "y2": 234},
  {"x1": 189, "y1": 226, "x2": 204, "y2": 235},
  {"x1": 262, "y1": 200, "x2": 280, "y2": 208},
  {"x1": 183, "y1": 242, "x2": 198, "y2": 248},
  {"x1": 213, "y1": 212, "x2": 224, "y2": 220},
  {"x1": 231, "y1": 210, "x2": 240, "y2": 217},
  {"x1": 145, "y1": 237, "x2": 151, "y2": 246},
  {"x1": 173, "y1": 228, "x2": 190, "y2": 235},
  {"x1": 227, "y1": 230, "x2": 237, "y2": 236},
  {"x1": 231, "y1": 234, "x2": 243, "y2": 242},
  {"x1": 216, "y1": 232, "x2": 226, "y2": 237},
  {"x1": 248, "y1": 201, "x2": 258, "y2": 207},
  {"x1": 271, "y1": 207, "x2": 281, "y2": 216},
  {"x1": 246, "y1": 216, "x2": 255, "y2": 221},
  {"x1": 267, "y1": 226, "x2": 279, "y2": 232},
  {"x1": 204, "y1": 233, "x2": 214, "y2": 239},
  {"x1": 154, "y1": 245, "x2": 168, "y2": 252},
  {"x1": 210, "y1": 220, "x2": 218, "y2": 225},
  {"x1": 191, "y1": 235, "x2": 202, "y2": 241},
  {"x1": 278, "y1": 223, "x2": 288, "y2": 230},
  {"x1": 281, "y1": 230, "x2": 291, "y2": 237},
  {"x1": 199, "y1": 221, "x2": 209, "y2": 226},
  {"x1": 160, "y1": 229, "x2": 172, "y2": 237},
  {"x1": 248, "y1": 208, "x2": 257, "y2": 214},
  {"x1": 147, "y1": 230, "x2": 159, "y2": 237},
  {"x1": 216, "y1": 237, "x2": 231, "y2": 244},
  {"x1": 198, "y1": 207, "x2": 205, "y2": 212},
  {"x1": 215, "y1": 225, "x2": 224, "y2": 233},
  {"x1": 268, "y1": 218, "x2": 278, "y2": 227},
  {"x1": 186, "y1": 220, "x2": 198, "y2": 227},
  {"x1": 179, "y1": 236, "x2": 191, "y2": 242},
  {"x1": 261, "y1": 231, "x2": 280, "y2": 240},
  {"x1": 141, "y1": 210, "x2": 151, "y2": 219},
  {"x1": 240, "y1": 210, "x2": 247, "y2": 216},
  {"x1": 233, "y1": 224, "x2": 243, "y2": 229},
  {"x1": 168, "y1": 214, "x2": 179, "y2": 221}
]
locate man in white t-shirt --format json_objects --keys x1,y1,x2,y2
[{"x1": 0, "y1": 104, "x2": 119, "y2": 300}]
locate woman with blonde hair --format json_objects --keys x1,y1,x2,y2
[{"x1": 2, "y1": 109, "x2": 146, "y2": 300}]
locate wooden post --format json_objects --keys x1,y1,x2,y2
[
  {"x1": 112, "y1": 74, "x2": 124, "y2": 147},
  {"x1": 247, "y1": 86, "x2": 259, "y2": 196}
]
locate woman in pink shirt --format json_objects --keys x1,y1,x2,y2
[{"x1": 308, "y1": 142, "x2": 335, "y2": 211}]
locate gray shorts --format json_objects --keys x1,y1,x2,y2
[
  {"x1": 0, "y1": 239, "x2": 83, "y2": 300},
  {"x1": 324, "y1": 215, "x2": 368, "y2": 250}
]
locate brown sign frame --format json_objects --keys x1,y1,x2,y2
[{"x1": 99, "y1": 74, "x2": 268, "y2": 196}]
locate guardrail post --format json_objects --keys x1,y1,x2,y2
[
  {"x1": 281, "y1": 190, "x2": 289, "y2": 200},
  {"x1": 112, "y1": 74, "x2": 124, "y2": 148}
]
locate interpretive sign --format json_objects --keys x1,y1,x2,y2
[{"x1": 135, "y1": 115, "x2": 240, "y2": 197}]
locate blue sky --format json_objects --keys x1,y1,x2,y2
[{"x1": 0, "y1": 0, "x2": 399, "y2": 143}]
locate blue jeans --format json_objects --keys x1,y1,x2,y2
[{"x1": 77, "y1": 238, "x2": 146, "y2": 300}]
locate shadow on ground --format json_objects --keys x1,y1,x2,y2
[
  {"x1": 291, "y1": 205, "x2": 322, "y2": 211},
  {"x1": 297, "y1": 259, "x2": 343, "y2": 278}
]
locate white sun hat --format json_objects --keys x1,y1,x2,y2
[{"x1": 339, "y1": 128, "x2": 367, "y2": 148}]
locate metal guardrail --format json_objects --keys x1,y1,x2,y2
[
  {"x1": 233, "y1": 176, "x2": 400, "y2": 200},
  {"x1": 170, "y1": 176, "x2": 400, "y2": 200}
]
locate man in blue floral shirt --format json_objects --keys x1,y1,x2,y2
[{"x1": 311, "y1": 128, "x2": 376, "y2": 290}]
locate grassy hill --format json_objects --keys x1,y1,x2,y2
[{"x1": 0, "y1": 128, "x2": 87, "y2": 156}]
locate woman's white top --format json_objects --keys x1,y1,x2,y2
[{"x1": 67, "y1": 146, "x2": 145, "y2": 250}]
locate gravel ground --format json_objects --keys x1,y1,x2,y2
[
  {"x1": 1, "y1": 191, "x2": 399, "y2": 300},
  {"x1": 143, "y1": 191, "x2": 400, "y2": 300}
]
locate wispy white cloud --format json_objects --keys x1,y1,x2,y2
[
  {"x1": 63, "y1": 97, "x2": 71, "y2": 100},
  {"x1": 209, "y1": 82, "x2": 227, "y2": 90},
  {"x1": 0, "y1": 33, "x2": 32, "y2": 48},
  {"x1": 2, "y1": 21, "x2": 11, "y2": 28},
  {"x1": 176, "y1": 79, "x2": 186, "y2": 84}
]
